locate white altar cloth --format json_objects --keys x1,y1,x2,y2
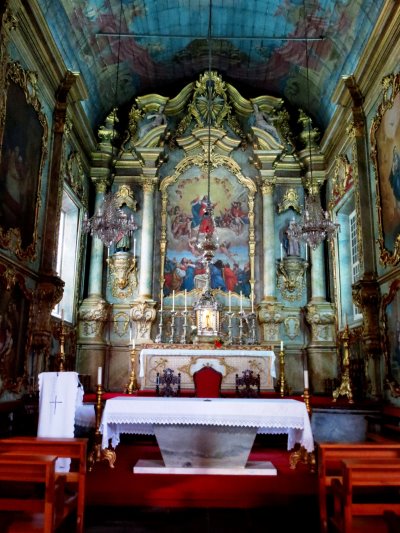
[
  {"x1": 138, "y1": 348, "x2": 276, "y2": 391},
  {"x1": 99, "y1": 397, "x2": 314, "y2": 452}
]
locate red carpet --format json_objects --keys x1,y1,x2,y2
[{"x1": 86, "y1": 436, "x2": 317, "y2": 508}]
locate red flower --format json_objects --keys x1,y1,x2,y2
[{"x1": 214, "y1": 339, "x2": 223, "y2": 348}]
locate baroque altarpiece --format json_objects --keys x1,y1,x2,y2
[{"x1": 76, "y1": 71, "x2": 337, "y2": 394}]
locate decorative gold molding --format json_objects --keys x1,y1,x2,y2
[
  {"x1": 370, "y1": 72, "x2": 400, "y2": 266},
  {"x1": 0, "y1": 61, "x2": 48, "y2": 261},
  {"x1": 277, "y1": 188, "x2": 301, "y2": 214}
]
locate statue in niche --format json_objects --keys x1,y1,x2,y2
[
  {"x1": 251, "y1": 103, "x2": 280, "y2": 143},
  {"x1": 283, "y1": 219, "x2": 300, "y2": 257},
  {"x1": 139, "y1": 104, "x2": 167, "y2": 138}
]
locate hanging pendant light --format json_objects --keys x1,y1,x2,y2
[
  {"x1": 83, "y1": 0, "x2": 137, "y2": 249},
  {"x1": 287, "y1": 3, "x2": 339, "y2": 250},
  {"x1": 194, "y1": 0, "x2": 219, "y2": 266}
]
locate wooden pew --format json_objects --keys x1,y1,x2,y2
[
  {"x1": 330, "y1": 458, "x2": 400, "y2": 532},
  {"x1": 317, "y1": 442, "x2": 400, "y2": 533},
  {"x1": 0, "y1": 453, "x2": 66, "y2": 532},
  {"x1": 0, "y1": 437, "x2": 87, "y2": 533}
]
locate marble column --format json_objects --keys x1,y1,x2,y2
[
  {"x1": 138, "y1": 179, "x2": 155, "y2": 299},
  {"x1": 261, "y1": 180, "x2": 277, "y2": 300},
  {"x1": 88, "y1": 180, "x2": 108, "y2": 298},
  {"x1": 310, "y1": 242, "x2": 326, "y2": 301}
]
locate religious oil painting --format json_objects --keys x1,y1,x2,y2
[
  {"x1": 163, "y1": 168, "x2": 251, "y2": 297},
  {"x1": 382, "y1": 279, "x2": 400, "y2": 392},
  {"x1": 0, "y1": 62, "x2": 48, "y2": 261},
  {"x1": 0, "y1": 282, "x2": 29, "y2": 393},
  {"x1": 371, "y1": 72, "x2": 400, "y2": 265}
]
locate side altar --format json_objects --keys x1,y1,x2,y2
[{"x1": 139, "y1": 344, "x2": 276, "y2": 391}]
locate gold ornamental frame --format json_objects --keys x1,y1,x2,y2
[
  {"x1": 0, "y1": 60, "x2": 48, "y2": 261},
  {"x1": 370, "y1": 72, "x2": 400, "y2": 267}
]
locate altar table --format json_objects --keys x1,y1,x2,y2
[
  {"x1": 139, "y1": 347, "x2": 276, "y2": 391},
  {"x1": 99, "y1": 397, "x2": 314, "y2": 469}
]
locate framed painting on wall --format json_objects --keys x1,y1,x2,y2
[
  {"x1": 160, "y1": 163, "x2": 255, "y2": 300},
  {"x1": 0, "y1": 61, "x2": 48, "y2": 261},
  {"x1": 371, "y1": 72, "x2": 400, "y2": 266}
]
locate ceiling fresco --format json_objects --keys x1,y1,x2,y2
[{"x1": 37, "y1": 0, "x2": 385, "y2": 131}]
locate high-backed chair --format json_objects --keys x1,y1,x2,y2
[
  {"x1": 235, "y1": 369, "x2": 260, "y2": 397},
  {"x1": 193, "y1": 366, "x2": 223, "y2": 398},
  {"x1": 156, "y1": 368, "x2": 181, "y2": 397}
]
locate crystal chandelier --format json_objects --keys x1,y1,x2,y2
[
  {"x1": 195, "y1": 0, "x2": 219, "y2": 269},
  {"x1": 83, "y1": 192, "x2": 137, "y2": 248},
  {"x1": 287, "y1": 192, "x2": 339, "y2": 250},
  {"x1": 286, "y1": 6, "x2": 339, "y2": 251}
]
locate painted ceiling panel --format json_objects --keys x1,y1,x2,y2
[{"x1": 37, "y1": 0, "x2": 385, "y2": 131}]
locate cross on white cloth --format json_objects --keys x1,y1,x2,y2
[{"x1": 37, "y1": 372, "x2": 84, "y2": 472}]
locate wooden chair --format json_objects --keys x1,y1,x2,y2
[
  {"x1": 0, "y1": 436, "x2": 87, "y2": 533},
  {"x1": 156, "y1": 368, "x2": 181, "y2": 397},
  {"x1": 0, "y1": 453, "x2": 67, "y2": 532},
  {"x1": 193, "y1": 366, "x2": 222, "y2": 398},
  {"x1": 235, "y1": 369, "x2": 260, "y2": 397}
]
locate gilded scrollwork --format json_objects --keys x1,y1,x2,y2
[
  {"x1": 277, "y1": 188, "x2": 301, "y2": 214},
  {"x1": 107, "y1": 253, "x2": 137, "y2": 299},
  {"x1": 130, "y1": 300, "x2": 157, "y2": 341}
]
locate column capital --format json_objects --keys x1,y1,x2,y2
[
  {"x1": 261, "y1": 179, "x2": 276, "y2": 195},
  {"x1": 142, "y1": 178, "x2": 156, "y2": 193}
]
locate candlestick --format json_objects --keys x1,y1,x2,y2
[
  {"x1": 304, "y1": 369, "x2": 309, "y2": 389},
  {"x1": 133, "y1": 238, "x2": 136, "y2": 257},
  {"x1": 228, "y1": 290, "x2": 231, "y2": 312},
  {"x1": 184, "y1": 289, "x2": 187, "y2": 311},
  {"x1": 172, "y1": 290, "x2": 175, "y2": 312},
  {"x1": 97, "y1": 366, "x2": 102, "y2": 386}
]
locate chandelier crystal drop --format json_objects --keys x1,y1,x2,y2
[
  {"x1": 287, "y1": 192, "x2": 339, "y2": 250},
  {"x1": 83, "y1": 192, "x2": 137, "y2": 248}
]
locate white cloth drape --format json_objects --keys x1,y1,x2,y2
[{"x1": 37, "y1": 371, "x2": 83, "y2": 471}]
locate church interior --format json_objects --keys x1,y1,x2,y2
[{"x1": 1, "y1": 0, "x2": 400, "y2": 531}]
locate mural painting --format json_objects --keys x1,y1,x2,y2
[
  {"x1": 164, "y1": 169, "x2": 250, "y2": 297},
  {"x1": 382, "y1": 279, "x2": 400, "y2": 391}
]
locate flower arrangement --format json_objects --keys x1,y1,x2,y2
[{"x1": 214, "y1": 338, "x2": 223, "y2": 348}]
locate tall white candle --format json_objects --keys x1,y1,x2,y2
[
  {"x1": 304, "y1": 369, "x2": 309, "y2": 389},
  {"x1": 97, "y1": 366, "x2": 102, "y2": 386},
  {"x1": 133, "y1": 238, "x2": 136, "y2": 257},
  {"x1": 251, "y1": 292, "x2": 254, "y2": 313},
  {"x1": 305, "y1": 244, "x2": 308, "y2": 262},
  {"x1": 184, "y1": 289, "x2": 187, "y2": 311},
  {"x1": 240, "y1": 291, "x2": 243, "y2": 312},
  {"x1": 160, "y1": 290, "x2": 163, "y2": 312},
  {"x1": 132, "y1": 338, "x2": 135, "y2": 350},
  {"x1": 228, "y1": 290, "x2": 231, "y2": 312},
  {"x1": 280, "y1": 243, "x2": 283, "y2": 260},
  {"x1": 172, "y1": 290, "x2": 175, "y2": 311},
  {"x1": 129, "y1": 324, "x2": 132, "y2": 342},
  {"x1": 61, "y1": 308, "x2": 64, "y2": 322},
  {"x1": 280, "y1": 340, "x2": 284, "y2": 351}
]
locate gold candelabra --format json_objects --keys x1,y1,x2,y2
[
  {"x1": 58, "y1": 317, "x2": 66, "y2": 372},
  {"x1": 125, "y1": 347, "x2": 138, "y2": 394},
  {"x1": 333, "y1": 324, "x2": 354, "y2": 403},
  {"x1": 87, "y1": 383, "x2": 116, "y2": 471},
  {"x1": 303, "y1": 387, "x2": 311, "y2": 416},
  {"x1": 279, "y1": 348, "x2": 286, "y2": 397}
]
